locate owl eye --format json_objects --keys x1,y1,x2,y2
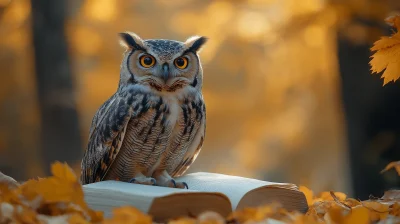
[
  {"x1": 139, "y1": 55, "x2": 155, "y2": 68},
  {"x1": 174, "y1": 57, "x2": 188, "y2": 69}
]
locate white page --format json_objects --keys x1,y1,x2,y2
[{"x1": 176, "y1": 172, "x2": 293, "y2": 209}]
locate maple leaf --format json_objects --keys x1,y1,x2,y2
[
  {"x1": 370, "y1": 15, "x2": 400, "y2": 85},
  {"x1": 12, "y1": 162, "x2": 103, "y2": 223},
  {"x1": 381, "y1": 161, "x2": 400, "y2": 176},
  {"x1": 19, "y1": 161, "x2": 86, "y2": 210}
]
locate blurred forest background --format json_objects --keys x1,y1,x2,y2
[{"x1": 0, "y1": 0, "x2": 400, "y2": 200}]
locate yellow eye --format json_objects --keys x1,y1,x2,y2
[
  {"x1": 139, "y1": 55, "x2": 155, "y2": 68},
  {"x1": 174, "y1": 57, "x2": 188, "y2": 69}
]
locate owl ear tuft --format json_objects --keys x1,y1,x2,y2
[
  {"x1": 184, "y1": 36, "x2": 208, "y2": 53},
  {"x1": 118, "y1": 32, "x2": 145, "y2": 51}
]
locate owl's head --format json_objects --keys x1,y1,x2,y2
[{"x1": 117, "y1": 32, "x2": 208, "y2": 93}]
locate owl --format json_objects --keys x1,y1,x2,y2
[{"x1": 80, "y1": 32, "x2": 207, "y2": 189}]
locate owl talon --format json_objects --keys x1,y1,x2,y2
[
  {"x1": 170, "y1": 179, "x2": 177, "y2": 188},
  {"x1": 128, "y1": 177, "x2": 156, "y2": 186},
  {"x1": 175, "y1": 181, "x2": 188, "y2": 189}
]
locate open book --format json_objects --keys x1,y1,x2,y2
[{"x1": 83, "y1": 172, "x2": 308, "y2": 222}]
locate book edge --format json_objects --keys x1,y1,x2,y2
[
  {"x1": 184, "y1": 172, "x2": 299, "y2": 187},
  {"x1": 236, "y1": 185, "x2": 308, "y2": 212}
]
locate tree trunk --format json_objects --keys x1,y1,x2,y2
[
  {"x1": 337, "y1": 20, "x2": 400, "y2": 199},
  {"x1": 30, "y1": 0, "x2": 82, "y2": 175}
]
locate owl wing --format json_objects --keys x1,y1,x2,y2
[{"x1": 80, "y1": 92, "x2": 134, "y2": 184}]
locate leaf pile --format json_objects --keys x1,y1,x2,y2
[
  {"x1": 370, "y1": 14, "x2": 400, "y2": 85},
  {"x1": 1, "y1": 161, "x2": 400, "y2": 224},
  {"x1": 297, "y1": 188, "x2": 400, "y2": 224},
  {"x1": 0, "y1": 162, "x2": 103, "y2": 224}
]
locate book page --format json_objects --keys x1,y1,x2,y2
[
  {"x1": 175, "y1": 172, "x2": 297, "y2": 210},
  {"x1": 83, "y1": 180, "x2": 199, "y2": 217}
]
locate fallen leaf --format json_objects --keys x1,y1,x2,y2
[
  {"x1": 51, "y1": 161, "x2": 79, "y2": 183},
  {"x1": 324, "y1": 205, "x2": 346, "y2": 223},
  {"x1": 68, "y1": 213, "x2": 90, "y2": 224},
  {"x1": 390, "y1": 203, "x2": 400, "y2": 216},
  {"x1": 343, "y1": 205, "x2": 370, "y2": 224},
  {"x1": 344, "y1": 198, "x2": 362, "y2": 207},
  {"x1": 361, "y1": 201, "x2": 390, "y2": 221},
  {"x1": 102, "y1": 206, "x2": 152, "y2": 224},
  {"x1": 0, "y1": 183, "x2": 20, "y2": 204},
  {"x1": 382, "y1": 190, "x2": 400, "y2": 200},
  {"x1": 168, "y1": 217, "x2": 197, "y2": 224},
  {"x1": 330, "y1": 191, "x2": 351, "y2": 211},
  {"x1": 299, "y1": 186, "x2": 314, "y2": 206},
  {"x1": 319, "y1": 191, "x2": 347, "y2": 201},
  {"x1": 14, "y1": 206, "x2": 39, "y2": 224}
]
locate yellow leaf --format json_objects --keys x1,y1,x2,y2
[
  {"x1": 299, "y1": 186, "x2": 314, "y2": 206},
  {"x1": 344, "y1": 198, "x2": 362, "y2": 208},
  {"x1": 391, "y1": 203, "x2": 400, "y2": 216},
  {"x1": 370, "y1": 35, "x2": 400, "y2": 51},
  {"x1": 0, "y1": 162, "x2": 104, "y2": 223},
  {"x1": 15, "y1": 207, "x2": 39, "y2": 224},
  {"x1": 68, "y1": 214, "x2": 90, "y2": 224},
  {"x1": 168, "y1": 217, "x2": 197, "y2": 224},
  {"x1": 343, "y1": 206, "x2": 370, "y2": 224},
  {"x1": 87, "y1": 209, "x2": 104, "y2": 223},
  {"x1": 19, "y1": 176, "x2": 86, "y2": 210},
  {"x1": 51, "y1": 161, "x2": 78, "y2": 183},
  {"x1": 102, "y1": 206, "x2": 152, "y2": 224},
  {"x1": 227, "y1": 203, "x2": 294, "y2": 223},
  {"x1": 325, "y1": 205, "x2": 346, "y2": 223},
  {"x1": 381, "y1": 161, "x2": 400, "y2": 176},
  {"x1": 291, "y1": 215, "x2": 320, "y2": 224},
  {"x1": 319, "y1": 191, "x2": 347, "y2": 201},
  {"x1": 362, "y1": 201, "x2": 390, "y2": 221},
  {"x1": 370, "y1": 15, "x2": 400, "y2": 85},
  {"x1": 0, "y1": 183, "x2": 20, "y2": 204}
]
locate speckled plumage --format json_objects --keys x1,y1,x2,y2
[{"x1": 80, "y1": 32, "x2": 207, "y2": 188}]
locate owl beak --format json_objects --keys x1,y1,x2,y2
[{"x1": 162, "y1": 63, "x2": 169, "y2": 83}]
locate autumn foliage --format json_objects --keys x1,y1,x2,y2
[
  {"x1": 370, "y1": 15, "x2": 400, "y2": 85},
  {"x1": 0, "y1": 161, "x2": 399, "y2": 224},
  {"x1": 0, "y1": 162, "x2": 103, "y2": 223}
]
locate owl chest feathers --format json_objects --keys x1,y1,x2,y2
[{"x1": 107, "y1": 86, "x2": 205, "y2": 180}]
